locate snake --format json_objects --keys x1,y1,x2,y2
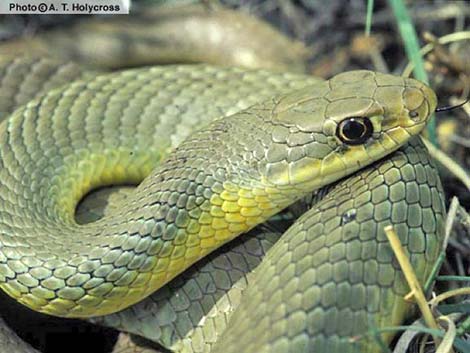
[{"x1": 0, "y1": 55, "x2": 445, "y2": 353}]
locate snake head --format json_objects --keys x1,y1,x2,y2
[
  {"x1": 262, "y1": 70, "x2": 436, "y2": 191},
  {"x1": 328, "y1": 70, "x2": 437, "y2": 137}
]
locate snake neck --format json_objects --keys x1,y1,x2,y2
[{"x1": 0, "y1": 108, "x2": 304, "y2": 317}]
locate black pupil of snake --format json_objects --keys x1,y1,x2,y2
[{"x1": 337, "y1": 118, "x2": 373, "y2": 145}]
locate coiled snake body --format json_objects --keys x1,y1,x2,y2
[{"x1": 0, "y1": 56, "x2": 445, "y2": 352}]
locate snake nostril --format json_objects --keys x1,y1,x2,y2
[{"x1": 408, "y1": 110, "x2": 420, "y2": 121}]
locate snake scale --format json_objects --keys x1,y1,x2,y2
[{"x1": 0, "y1": 55, "x2": 445, "y2": 353}]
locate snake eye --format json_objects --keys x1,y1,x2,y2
[{"x1": 336, "y1": 117, "x2": 373, "y2": 145}]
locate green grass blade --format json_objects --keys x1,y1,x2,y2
[
  {"x1": 437, "y1": 276, "x2": 470, "y2": 282},
  {"x1": 365, "y1": 0, "x2": 374, "y2": 36}
]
